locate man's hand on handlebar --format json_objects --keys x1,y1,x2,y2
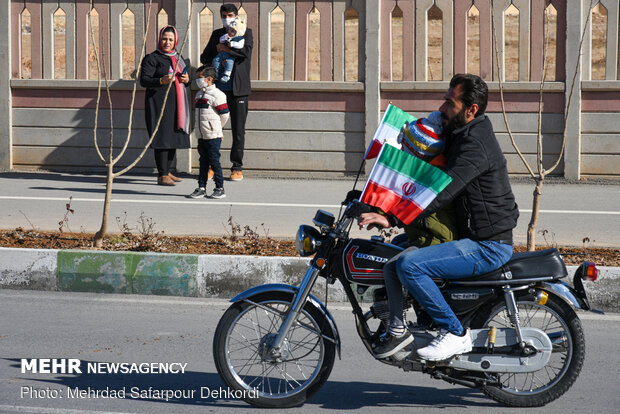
[{"x1": 357, "y1": 212, "x2": 390, "y2": 230}]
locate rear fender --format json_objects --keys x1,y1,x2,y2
[
  {"x1": 540, "y1": 281, "x2": 589, "y2": 310},
  {"x1": 231, "y1": 283, "x2": 341, "y2": 358}
]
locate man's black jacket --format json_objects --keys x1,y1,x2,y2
[
  {"x1": 419, "y1": 115, "x2": 519, "y2": 244},
  {"x1": 200, "y1": 27, "x2": 253, "y2": 97}
]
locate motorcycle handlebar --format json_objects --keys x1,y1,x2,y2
[
  {"x1": 342, "y1": 189, "x2": 362, "y2": 206},
  {"x1": 343, "y1": 199, "x2": 374, "y2": 218}
]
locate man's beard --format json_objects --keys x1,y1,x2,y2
[{"x1": 443, "y1": 108, "x2": 468, "y2": 137}]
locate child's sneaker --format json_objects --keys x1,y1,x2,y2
[
  {"x1": 187, "y1": 188, "x2": 206, "y2": 198},
  {"x1": 220, "y1": 73, "x2": 231, "y2": 83},
  {"x1": 209, "y1": 188, "x2": 226, "y2": 199}
]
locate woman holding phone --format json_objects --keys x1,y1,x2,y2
[{"x1": 140, "y1": 25, "x2": 191, "y2": 186}]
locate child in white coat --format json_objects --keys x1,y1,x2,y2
[{"x1": 188, "y1": 66, "x2": 230, "y2": 199}]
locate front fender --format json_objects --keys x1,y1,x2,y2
[
  {"x1": 231, "y1": 283, "x2": 341, "y2": 358},
  {"x1": 540, "y1": 281, "x2": 589, "y2": 310}
]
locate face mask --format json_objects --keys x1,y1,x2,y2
[
  {"x1": 196, "y1": 78, "x2": 208, "y2": 88},
  {"x1": 222, "y1": 17, "x2": 235, "y2": 28}
]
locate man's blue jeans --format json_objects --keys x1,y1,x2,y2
[{"x1": 394, "y1": 239, "x2": 513, "y2": 335}]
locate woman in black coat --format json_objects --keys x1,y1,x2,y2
[{"x1": 140, "y1": 25, "x2": 191, "y2": 186}]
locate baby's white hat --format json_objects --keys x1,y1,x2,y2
[{"x1": 229, "y1": 17, "x2": 246, "y2": 37}]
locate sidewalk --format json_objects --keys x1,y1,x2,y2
[{"x1": 1, "y1": 171, "x2": 619, "y2": 246}]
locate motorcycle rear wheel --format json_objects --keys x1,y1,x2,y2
[
  {"x1": 473, "y1": 294, "x2": 585, "y2": 407},
  {"x1": 213, "y1": 292, "x2": 336, "y2": 408}
]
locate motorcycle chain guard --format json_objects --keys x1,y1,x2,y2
[{"x1": 446, "y1": 327, "x2": 552, "y2": 373}]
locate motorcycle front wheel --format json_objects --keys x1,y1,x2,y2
[
  {"x1": 473, "y1": 294, "x2": 585, "y2": 407},
  {"x1": 213, "y1": 291, "x2": 336, "y2": 408}
]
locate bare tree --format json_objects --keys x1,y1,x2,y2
[
  {"x1": 88, "y1": 0, "x2": 193, "y2": 247},
  {"x1": 491, "y1": 0, "x2": 595, "y2": 250}
]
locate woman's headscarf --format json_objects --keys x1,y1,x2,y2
[{"x1": 157, "y1": 25, "x2": 190, "y2": 134}]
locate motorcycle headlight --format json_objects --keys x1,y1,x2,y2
[{"x1": 295, "y1": 225, "x2": 323, "y2": 257}]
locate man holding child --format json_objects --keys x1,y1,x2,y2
[
  {"x1": 360, "y1": 74, "x2": 519, "y2": 361},
  {"x1": 201, "y1": 4, "x2": 253, "y2": 182}
]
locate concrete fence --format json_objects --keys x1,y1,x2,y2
[{"x1": 1, "y1": 0, "x2": 619, "y2": 178}]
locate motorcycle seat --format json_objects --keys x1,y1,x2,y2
[{"x1": 451, "y1": 248, "x2": 568, "y2": 285}]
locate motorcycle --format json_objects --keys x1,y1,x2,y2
[{"x1": 212, "y1": 197, "x2": 599, "y2": 408}]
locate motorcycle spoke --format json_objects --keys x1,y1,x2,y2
[
  {"x1": 230, "y1": 357, "x2": 263, "y2": 366},
  {"x1": 542, "y1": 317, "x2": 561, "y2": 332},
  {"x1": 264, "y1": 305, "x2": 286, "y2": 333},
  {"x1": 288, "y1": 331, "x2": 319, "y2": 352},
  {"x1": 287, "y1": 341, "x2": 320, "y2": 355},
  {"x1": 543, "y1": 365, "x2": 558, "y2": 381},
  {"x1": 252, "y1": 362, "x2": 269, "y2": 394},
  {"x1": 253, "y1": 306, "x2": 266, "y2": 339},
  {"x1": 229, "y1": 331, "x2": 260, "y2": 354},
  {"x1": 276, "y1": 363, "x2": 304, "y2": 389},
  {"x1": 244, "y1": 364, "x2": 278, "y2": 393},
  {"x1": 519, "y1": 374, "x2": 529, "y2": 391},
  {"x1": 248, "y1": 363, "x2": 279, "y2": 387},
  {"x1": 293, "y1": 360, "x2": 311, "y2": 380},
  {"x1": 234, "y1": 351, "x2": 263, "y2": 377},
  {"x1": 228, "y1": 336, "x2": 260, "y2": 351}
]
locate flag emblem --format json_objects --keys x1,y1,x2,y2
[{"x1": 402, "y1": 182, "x2": 416, "y2": 196}]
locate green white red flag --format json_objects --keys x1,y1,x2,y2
[
  {"x1": 364, "y1": 104, "x2": 416, "y2": 159},
  {"x1": 360, "y1": 144, "x2": 452, "y2": 225}
]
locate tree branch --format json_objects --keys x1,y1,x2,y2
[
  {"x1": 537, "y1": 4, "x2": 550, "y2": 177},
  {"x1": 114, "y1": 2, "x2": 194, "y2": 178},
  {"x1": 490, "y1": 1, "x2": 536, "y2": 179},
  {"x1": 89, "y1": 4, "x2": 105, "y2": 164},
  {"x1": 547, "y1": 0, "x2": 597, "y2": 176},
  {"x1": 112, "y1": 0, "x2": 154, "y2": 165}
]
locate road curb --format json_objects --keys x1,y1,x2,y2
[{"x1": 0, "y1": 247, "x2": 618, "y2": 311}]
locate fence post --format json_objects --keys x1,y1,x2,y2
[
  {"x1": 0, "y1": 0, "x2": 12, "y2": 170},
  {"x1": 564, "y1": 0, "x2": 583, "y2": 180},
  {"x1": 175, "y1": 0, "x2": 192, "y2": 173},
  {"x1": 364, "y1": 0, "x2": 381, "y2": 174}
]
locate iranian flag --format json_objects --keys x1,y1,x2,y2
[
  {"x1": 364, "y1": 104, "x2": 416, "y2": 159},
  {"x1": 360, "y1": 144, "x2": 452, "y2": 225}
]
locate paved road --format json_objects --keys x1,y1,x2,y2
[
  {"x1": 0, "y1": 171, "x2": 619, "y2": 246},
  {"x1": 1, "y1": 290, "x2": 620, "y2": 414}
]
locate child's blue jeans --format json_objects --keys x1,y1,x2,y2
[
  {"x1": 212, "y1": 51, "x2": 235, "y2": 83},
  {"x1": 197, "y1": 138, "x2": 223, "y2": 189}
]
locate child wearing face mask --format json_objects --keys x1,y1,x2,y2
[
  {"x1": 211, "y1": 17, "x2": 247, "y2": 86},
  {"x1": 187, "y1": 66, "x2": 230, "y2": 199}
]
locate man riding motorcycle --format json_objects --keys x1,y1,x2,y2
[{"x1": 358, "y1": 73, "x2": 519, "y2": 361}]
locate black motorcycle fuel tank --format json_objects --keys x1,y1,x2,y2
[{"x1": 341, "y1": 239, "x2": 403, "y2": 285}]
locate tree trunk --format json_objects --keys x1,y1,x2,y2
[
  {"x1": 527, "y1": 179, "x2": 544, "y2": 251},
  {"x1": 94, "y1": 163, "x2": 115, "y2": 247}
]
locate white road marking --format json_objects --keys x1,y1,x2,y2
[
  {"x1": 0, "y1": 405, "x2": 133, "y2": 414},
  {"x1": 0, "y1": 196, "x2": 619, "y2": 215},
  {"x1": 0, "y1": 196, "x2": 340, "y2": 209}
]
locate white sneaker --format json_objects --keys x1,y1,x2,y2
[{"x1": 417, "y1": 329, "x2": 472, "y2": 361}]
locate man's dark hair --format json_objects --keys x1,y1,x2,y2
[
  {"x1": 449, "y1": 74, "x2": 488, "y2": 117},
  {"x1": 198, "y1": 66, "x2": 217, "y2": 80},
  {"x1": 220, "y1": 4, "x2": 238, "y2": 15}
]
